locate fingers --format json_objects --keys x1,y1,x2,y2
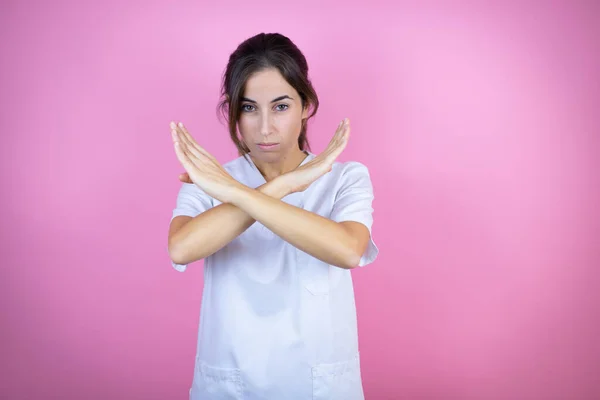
[
  {"x1": 171, "y1": 121, "x2": 229, "y2": 180},
  {"x1": 177, "y1": 122, "x2": 204, "y2": 154},
  {"x1": 341, "y1": 118, "x2": 350, "y2": 140},
  {"x1": 332, "y1": 118, "x2": 349, "y2": 146},
  {"x1": 339, "y1": 118, "x2": 350, "y2": 141},
  {"x1": 331, "y1": 118, "x2": 347, "y2": 144},
  {"x1": 171, "y1": 122, "x2": 206, "y2": 163},
  {"x1": 171, "y1": 121, "x2": 229, "y2": 178},
  {"x1": 173, "y1": 140, "x2": 197, "y2": 175},
  {"x1": 324, "y1": 118, "x2": 350, "y2": 158},
  {"x1": 326, "y1": 119, "x2": 350, "y2": 164},
  {"x1": 174, "y1": 122, "x2": 217, "y2": 163},
  {"x1": 331, "y1": 124, "x2": 349, "y2": 158}
]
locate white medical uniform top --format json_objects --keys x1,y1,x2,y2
[{"x1": 170, "y1": 151, "x2": 379, "y2": 400}]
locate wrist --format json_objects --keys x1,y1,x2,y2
[
  {"x1": 220, "y1": 180, "x2": 248, "y2": 204},
  {"x1": 226, "y1": 175, "x2": 292, "y2": 207},
  {"x1": 262, "y1": 175, "x2": 293, "y2": 198}
]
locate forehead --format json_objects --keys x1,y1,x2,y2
[{"x1": 243, "y1": 68, "x2": 298, "y2": 101}]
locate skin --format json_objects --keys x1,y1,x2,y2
[
  {"x1": 238, "y1": 68, "x2": 310, "y2": 181},
  {"x1": 168, "y1": 68, "x2": 371, "y2": 269}
]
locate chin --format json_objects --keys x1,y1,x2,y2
[{"x1": 250, "y1": 148, "x2": 279, "y2": 159}]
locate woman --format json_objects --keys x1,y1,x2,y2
[{"x1": 168, "y1": 32, "x2": 378, "y2": 400}]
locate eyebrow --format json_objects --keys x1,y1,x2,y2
[{"x1": 241, "y1": 95, "x2": 293, "y2": 104}]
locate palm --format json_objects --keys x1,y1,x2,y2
[
  {"x1": 171, "y1": 121, "x2": 237, "y2": 201},
  {"x1": 287, "y1": 118, "x2": 350, "y2": 192}
]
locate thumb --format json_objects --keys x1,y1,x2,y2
[{"x1": 178, "y1": 172, "x2": 192, "y2": 183}]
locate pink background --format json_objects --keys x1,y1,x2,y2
[{"x1": 1, "y1": 1, "x2": 598, "y2": 399}]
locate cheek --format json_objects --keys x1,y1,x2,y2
[
  {"x1": 277, "y1": 114, "x2": 302, "y2": 134},
  {"x1": 237, "y1": 117, "x2": 254, "y2": 137}
]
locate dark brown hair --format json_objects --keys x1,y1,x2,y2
[{"x1": 217, "y1": 33, "x2": 319, "y2": 156}]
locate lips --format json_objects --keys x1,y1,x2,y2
[{"x1": 257, "y1": 142, "x2": 280, "y2": 150}]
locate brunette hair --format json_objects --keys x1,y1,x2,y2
[{"x1": 217, "y1": 33, "x2": 319, "y2": 156}]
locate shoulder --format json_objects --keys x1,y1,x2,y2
[
  {"x1": 331, "y1": 160, "x2": 372, "y2": 181},
  {"x1": 309, "y1": 159, "x2": 373, "y2": 198},
  {"x1": 222, "y1": 154, "x2": 252, "y2": 175},
  {"x1": 222, "y1": 154, "x2": 247, "y2": 168}
]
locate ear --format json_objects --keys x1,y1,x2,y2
[{"x1": 301, "y1": 103, "x2": 309, "y2": 119}]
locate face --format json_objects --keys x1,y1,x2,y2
[{"x1": 237, "y1": 68, "x2": 308, "y2": 161}]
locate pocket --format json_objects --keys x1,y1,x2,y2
[
  {"x1": 311, "y1": 352, "x2": 364, "y2": 400},
  {"x1": 190, "y1": 360, "x2": 244, "y2": 400},
  {"x1": 296, "y1": 248, "x2": 330, "y2": 295}
]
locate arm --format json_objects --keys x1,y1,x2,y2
[
  {"x1": 168, "y1": 178, "x2": 290, "y2": 265},
  {"x1": 228, "y1": 185, "x2": 370, "y2": 270},
  {"x1": 169, "y1": 119, "x2": 369, "y2": 269}
]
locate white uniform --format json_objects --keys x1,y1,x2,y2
[{"x1": 170, "y1": 151, "x2": 379, "y2": 400}]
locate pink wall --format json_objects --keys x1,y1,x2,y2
[{"x1": 1, "y1": 1, "x2": 598, "y2": 399}]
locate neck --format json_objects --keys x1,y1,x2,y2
[{"x1": 250, "y1": 148, "x2": 308, "y2": 182}]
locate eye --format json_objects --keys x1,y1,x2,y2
[
  {"x1": 241, "y1": 104, "x2": 255, "y2": 112},
  {"x1": 275, "y1": 104, "x2": 289, "y2": 112}
]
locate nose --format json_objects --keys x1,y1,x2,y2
[{"x1": 260, "y1": 113, "x2": 272, "y2": 137}]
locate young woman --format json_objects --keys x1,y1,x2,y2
[{"x1": 168, "y1": 32, "x2": 378, "y2": 400}]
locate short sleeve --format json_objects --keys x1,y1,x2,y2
[
  {"x1": 330, "y1": 162, "x2": 379, "y2": 267},
  {"x1": 169, "y1": 182, "x2": 213, "y2": 272}
]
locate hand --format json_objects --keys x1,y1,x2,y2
[
  {"x1": 170, "y1": 121, "x2": 240, "y2": 202},
  {"x1": 284, "y1": 118, "x2": 350, "y2": 194}
]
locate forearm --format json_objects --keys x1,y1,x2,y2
[
  {"x1": 229, "y1": 186, "x2": 360, "y2": 269},
  {"x1": 170, "y1": 178, "x2": 291, "y2": 264}
]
